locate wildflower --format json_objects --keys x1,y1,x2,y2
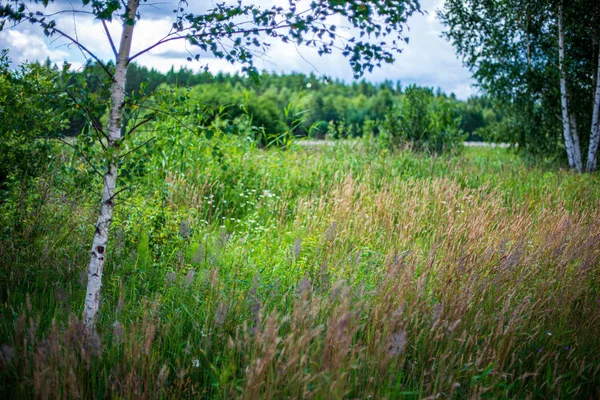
[
  {"x1": 546, "y1": 331, "x2": 552, "y2": 336},
  {"x1": 250, "y1": 297, "x2": 260, "y2": 322},
  {"x1": 192, "y1": 359, "x2": 200, "y2": 368},
  {"x1": 431, "y1": 303, "x2": 444, "y2": 323},
  {"x1": 85, "y1": 329, "x2": 103, "y2": 356},
  {"x1": 54, "y1": 286, "x2": 68, "y2": 303},
  {"x1": 193, "y1": 245, "x2": 204, "y2": 264},
  {"x1": 179, "y1": 220, "x2": 191, "y2": 238},
  {"x1": 323, "y1": 221, "x2": 337, "y2": 242},
  {"x1": 292, "y1": 238, "x2": 302, "y2": 259},
  {"x1": 176, "y1": 251, "x2": 185, "y2": 266},
  {"x1": 297, "y1": 278, "x2": 311, "y2": 297},
  {"x1": 215, "y1": 301, "x2": 228, "y2": 326},
  {"x1": 218, "y1": 229, "x2": 231, "y2": 246},
  {"x1": 248, "y1": 285, "x2": 261, "y2": 334}
]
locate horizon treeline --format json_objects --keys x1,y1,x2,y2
[
  {"x1": 127, "y1": 63, "x2": 499, "y2": 140},
  {"x1": 39, "y1": 58, "x2": 500, "y2": 141}
]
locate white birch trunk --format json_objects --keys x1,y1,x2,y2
[
  {"x1": 84, "y1": 0, "x2": 139, "y2": 328},
  {"x1": 587, "y1": 41, "x2": 600, "y2": 172},
  {"x1": 558, "y1": 2, "x2": 577, "y2": 170},
  {"x1": 570, "y1": 110, "x2": 583, "y2": 172}
]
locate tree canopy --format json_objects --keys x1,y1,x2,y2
[{"x1": 439, "y1": 0, "x2": 600, "y2": 170}]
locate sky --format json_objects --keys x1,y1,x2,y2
[{"x1": 0, "y1": 0, "x2": 478, "y2": 99}]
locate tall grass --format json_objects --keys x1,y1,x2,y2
[{"x1": 1, "y1": 139, "x2": 599, "y2": 398}]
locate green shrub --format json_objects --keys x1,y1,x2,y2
[
  {"x1": 381, "y1": 85, "x2": 466, "y2": 153},
  {"x1": 0, "y1": 51, "x2": 69, "y2": 188}
]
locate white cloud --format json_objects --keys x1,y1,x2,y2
[
  {"x1": 253, "y1": 0, "x2": 477, "y2": 98},
  {"x1": 0, "y1": 29, "x2": 69, "y2": 65}
]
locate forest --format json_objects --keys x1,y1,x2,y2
[{"x1": 1, "y1": 0, "x2": 599, "y2": 398}]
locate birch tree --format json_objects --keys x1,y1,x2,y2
[
  {"x1": 0, "y1": 0, "x2": 421, "y2": 328},
  {"x1": 587, "y1": 42, "x2": 600, "y2": 171},
  {"x1": 440, "y1": 0, "x2": 600, "y2": 171},
  {"x1": 82, "y1": 0, "x2": 138, "y2": 328},
  {"x1": 557, "y1": 0, "x2": 581, "y2": 171}
]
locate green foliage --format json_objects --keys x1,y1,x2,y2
[
  {"x1": 381, "y1": 85, "x2": 466, "y2": 153},
  {"x1": 456, "y1": 95, "x2": 502, "y2": 141},
  {"x1": 76, "y1": 63, "x2": 499, "y2": 141},
  {"x1": 439, "y1": 0, "x2": 600, "y2": 163},
  {"x1": 0, "y1": 51, "x2": 69, "y2": 187}
]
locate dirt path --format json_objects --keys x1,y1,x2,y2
[{"x1": 297, "y1": 140, "x2": 510, "y2": 148}]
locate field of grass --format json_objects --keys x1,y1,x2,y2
[{"x1": 1, "y1": 137, "x2": 599, "y2": 398}]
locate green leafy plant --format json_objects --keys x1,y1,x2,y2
[
  {"x1": 382, "y1": 85, "x2": 465, "y2": 153},
  {"x1": 0, "y1": 50, "x2": 69, "y2": 187}
]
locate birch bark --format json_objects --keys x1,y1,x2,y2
[
  {"x1": 587, "y1": 40, "x2": 600, "y2": 172},
  {"x1": 558, "y1": 1, "x2": 578, "y2": 170},
  {"x1": 570, "y1": 110, "x2": 583, "y2": 172},
  {"x1": 84, "y1": 0, "x2": 139, "y2": 328}
]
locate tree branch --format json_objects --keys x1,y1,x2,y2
[
  {"x1": 125, "y1": 115, "x2": 155, "y2": 136},
  {"x1": 102, "y1": 19, "x2": 119, "y2": 59},
  {"x1": 57, "y1": 137, "x2": 104, "y2": 178},
  {"x1": 65, "y1": 90, "x2": 109, "y2": 143},
  {"x1": 119, "y1": 136, "x2": 155, "y2": 159},
  {"x1": 129, "y1": 33, "x2": 189, "y2": 62},
  {"x1": 36, "y1": 20, "x2": 114, "y2": 78},
  {"x1": 129, "y1": 23, "x2": 292, "y2": 62}
]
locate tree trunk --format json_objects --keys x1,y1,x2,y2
[
  {"x1": 587, "y1": 39, "x2": 600, "y2": 172},
  {"x1": 83, "y1": 0, "x2": 139, "y2": 328},
  {"x1": 570, "y1": 113, "x2": 583, "y2": 171},
  {"x1": 558, "y1": 1, "x2": 579, "y2": 171},
  {"x1": 526, "y1": 10, "x2": 531, "y2": 69}
]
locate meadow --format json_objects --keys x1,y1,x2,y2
[{"x1": 1, "y1": 133, "x2": 599, "y2": 398}]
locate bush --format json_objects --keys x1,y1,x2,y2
[
  {"x1": 187, "y1": 85, "x2": 288, "y2": 146},
  {"x1": 0, "y1": 51, "x2": 69, "y2": 188},
  {"x1": 381, "y1": 85, "x2": 466, "y2": 153}
]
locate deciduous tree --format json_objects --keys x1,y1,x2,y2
[
  {"x1": 440, "y1": 0, "x2": 600, "y2": 171},
  {"x1": 1, "y1": 0, "x2": 421, "y2": 327}
]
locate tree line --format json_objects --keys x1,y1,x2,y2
[{"x1": 9, "y1": 56, "x2": 502, "y2": 141}]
